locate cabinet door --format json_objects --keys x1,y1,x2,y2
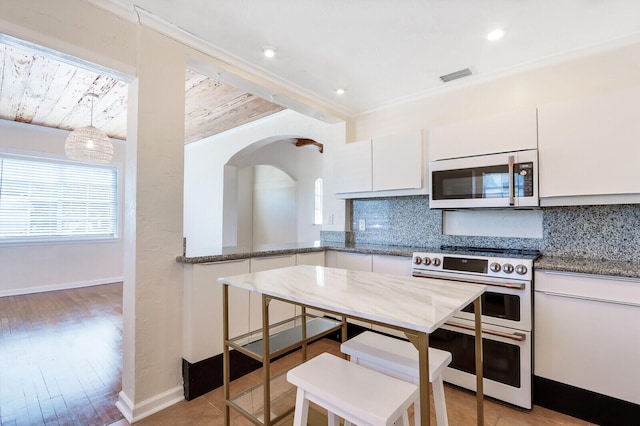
[
  {"x1": 430, "y1": 109, "x2": 537, "y2": 161},
  {"x1": 295, "y1": 251, "x2": 325, "y2": 267},
  {"x1": 534, "y1": 271, "x2": 640, "y2": 404},
  {"x1": 372, "y1": 255, "x2": 412, "y2": 337},
  {"x1": 372, "y1": 255, "x2": 412, "y2": 276},
  {"x1": 184, "y1": 259, "x2": 251, "y2": 362},
  {"x1": 538, "y1": 86, "x2": 640, "y2": 201},
  {"x1": 335, "y1": 252, "x2": 373, "y2": 271},
  {"x1": 250, "y1": 255, "x2": 297, "y2": 328},
  {"x1": 333, "y1": 139, "x2": 372, "y2": 194},
  {"x1": 372, "y1": 130, "x2": 423, "y2": 191}
]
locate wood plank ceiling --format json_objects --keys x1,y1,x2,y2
[{"x1": 0, "y1": 42, "x2": 285, "y2": 143}]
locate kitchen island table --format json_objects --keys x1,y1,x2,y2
[{"x1": 218, "y1": 265, "x2": 487, "y2": 426}]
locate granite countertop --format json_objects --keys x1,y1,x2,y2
[
  {"x1": 534, "y1": 256, "x2": 640, "y2": 280},
  {"x1": 177, "y1": 242, "x2": 640, "y2": 280},
  {"x1": 175, "y1": 241, "x2": 428, "y2": 264}
]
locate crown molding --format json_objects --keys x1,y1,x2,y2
[{"x1": 85, "y1": 0, "x2": 352, "y2": 122}]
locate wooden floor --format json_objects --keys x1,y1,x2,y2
[
  {"x1": 136, "y1": 338, "x2": 595, "y2": 426},
  {"x1": 1, "y1": 284, "x2": 595, "y2": 426},
  {"x1": 0, "y1": 283, "x2": 124, "y2": 426}
]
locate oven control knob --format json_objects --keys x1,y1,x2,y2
[
  {"x1": 489, "y1": 262, "x2": 501, "y2": 273},
  {"x1": 413, "y1": 257, "x2": 422, "y2": 265},
  {"x1": 515, "y1": 264, "x2": 528, "y2": 275},
  {"x1": 502, "y1": 263, "x2": 514, "y2": 274},
  {"x1": 422, "y1": 257, "x2": 431, "y2": 266},
  {"x1": 432, "y1": 258, "x2": 441, "y2": 267}
]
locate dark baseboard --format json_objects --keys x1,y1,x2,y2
[
  {"x1": 534, "y1": 375, "x2": 640, "y2": 425},
  {"x1": 182, "y1": 321, "x2": 361, "y2": 401},
  {"x1": 182, "y1": 349, "x2": 262, "y2": 401}
]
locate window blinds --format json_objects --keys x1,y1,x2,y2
[{"x1": 0, "y1": 156, "x2": 118, "y2": 242}]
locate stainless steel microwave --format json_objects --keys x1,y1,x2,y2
[{"x1": 429, "y1": 149, "x2": 539, "y2": 208}]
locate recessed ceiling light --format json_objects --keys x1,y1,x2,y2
[
  {"x1": 487, "y1": 29, "x2": 505, "y2": 41},
  {"x1": 336, "y1": 88, "x2": 345, "y2": 95},
  {"x1": 263, "y1": 47, "x2": 275, "y2": 58}
]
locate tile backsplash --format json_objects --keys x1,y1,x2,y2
[{"x1": 322, "y1": 196, "x2": 640, "y2": 262}]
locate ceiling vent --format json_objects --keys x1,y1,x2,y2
[{"x1": 440, "y1": 68, "x2": 473, "y2": 82}]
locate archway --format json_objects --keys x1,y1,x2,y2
[{"x1": 225, "y1": 137, "x2": 324, "y2": 247}]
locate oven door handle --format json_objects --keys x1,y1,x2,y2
[
  {"x1": 412, "y1": 271, "x2": 526, "y2": 289},
  {"x1": 446, "y1": 321, "x2": 527, "y2": 342},
  {"x1": 508, "y1": 154, "x2": 515, "y2": 206}
]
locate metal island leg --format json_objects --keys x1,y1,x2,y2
[
  {"x1": 223, "y1": 284, "x2": 230, "y2": 426},
  {"x1": 417, "y1": 332, "x2": 431, "y2": 426},
  {"x1": 474, "y1": 296, "x2": 484, "y2": 425}
]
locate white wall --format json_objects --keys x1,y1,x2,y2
[
  {"x1": 0, "y1": 119, "x2": 125, "y2": 296},
  {"x1": 230, "y1": 139, "x2": 324, "y2": 246},
  {"x1": 251, "y1": 165, "x2": 297, "y2": 245},
  {"x1": 184, "y1": 109, "x2": 345, "y2": 256},
  {"x1": 1, "y1": 1, "x2": 186, "y2": 421}
]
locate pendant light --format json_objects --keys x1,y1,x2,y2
[{"x1": 65, "y1": 93, "x2": 113, "y2": 163}]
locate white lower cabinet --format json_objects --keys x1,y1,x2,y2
[
  {"x1": 335, "y1": 251, "x2": 373, "y2": 271},
  {"x1": 184, "y1": 259, "x2": 250, "y2": 363},
  {"x1": 250, "y1": 255, "x2": 297, "y2": 328},
  {"x1": 534, "y1": 270, "x2": 640, "y2": 405},
  {"x1": 372, "y1": 255, "x2": 412, "y2": 276},
  {"x1": 372, "y1": 255, "x2": 412, "y2": 337}
]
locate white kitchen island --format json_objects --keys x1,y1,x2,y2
[{"x1": 218, "y1": 265, "x2": 487, "y2": 426}]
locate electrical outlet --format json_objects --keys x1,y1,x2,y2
[{"x1": 358, "y1": 219, "x2": 366, "y2": 231}]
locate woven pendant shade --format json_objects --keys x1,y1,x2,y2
[
  {"x1": 65, "y1": 94, "x2": 113, "y2": 163},
  {"x1": 65, "y1": 125, "x2": 113, "y2": 163}
]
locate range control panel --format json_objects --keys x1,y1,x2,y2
[{"x1": 412, "y1": 252, "x2": 533, "y2": 281}]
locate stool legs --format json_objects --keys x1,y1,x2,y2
[
  {"x1": 293, "y1": 388, "x2": 309, "y2": 426},
  {"x1": 432, "y1": 376, "x2": 449, "y2": 426}
]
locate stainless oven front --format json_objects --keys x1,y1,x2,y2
[
  {"x1": 412, "y1": 269, "x2": 531, "y2": 331},
  {"x1": 412, "y1": 250, "x2": 536, "y2": 409},
  {"x1": 430, "y1": 318, "x2": 532, "y2": 408}
]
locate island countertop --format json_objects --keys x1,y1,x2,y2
[{"x1": 217, "y1": 264, "x2": 486, "y2": 334}]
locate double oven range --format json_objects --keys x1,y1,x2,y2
[{"x1": 412, "y1": 247, "x2": 538, "y2": 409}]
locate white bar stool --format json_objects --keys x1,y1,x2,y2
[
  {"x1": 286, "y1": 352, "x2": 418, "y2": 426},
  {"x1": 341, "y1": 331, "x2": 452, "y2": 426}
]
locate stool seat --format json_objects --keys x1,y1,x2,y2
[
  {"x1": 341, "y1": 331, "x2": 452, "y2": 426},
  {"x1": 286, "y1": 352, "x2": 418, "y2": 426}
]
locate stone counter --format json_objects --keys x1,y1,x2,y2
[
  {"x1": 534, "y1": 256, "x2": 640, "y2": 279},
  {"x1": 176, "y1": 242, "x2": 427, "y2": 264},
  {"x1": 177, "y1": 242, "x2": 640, "y2": 280}
]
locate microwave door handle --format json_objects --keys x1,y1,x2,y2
[{"x1": 508, "y1": 155, "x2": 515, "y2": 206}]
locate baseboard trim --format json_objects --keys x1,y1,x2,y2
[
  {"x1": 533, "y1": 376, "x2": 640, "y2": 425},
  {"x1": 0, "y1": 276, "x2": 124, "y2": 297},
  {"x1": 117, "y1": 386, "x2": 184, "y2": 423},
  {"x1": 183, "y1": 350, "x2": 262, "y2": 400}
]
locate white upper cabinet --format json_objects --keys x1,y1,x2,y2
[
  {"x1": 372, "y1": 130, "x2": 423, "y2": 191},
  {"x1": 538, "y1": 86, "x2": 640, "y2": 205},
  {"x1": 430, "y1": 109, "x2": 538, "y2": 161},
  {"x1": 334, "y1": 130, "x2": 426, "y2": 198},
  {"x1": 333, "y1": 139, "x2": 373, "y2": 194}
]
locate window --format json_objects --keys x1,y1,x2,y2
[
  {"x1": 314, "y1": 177, "x2": 323, "y2": 225},
  {"x1": 0, "y1": 155, "x2": 118, "y2": 243}
]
